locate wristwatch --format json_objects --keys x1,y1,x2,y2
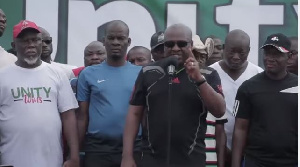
[{"x1": 194, "y1": 75, "x2": 206, "y2": 87}]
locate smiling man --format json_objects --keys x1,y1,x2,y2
[{"x1": 231, "y1": 33, "x2": 298, "y2": 167}]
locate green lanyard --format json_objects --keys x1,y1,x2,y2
[{"x1": 175, "y1": 67, "x2": 185, "y2": 75}]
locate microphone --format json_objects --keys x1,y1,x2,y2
[
  {"x1": 161, "y1": 56, "x2": 178, "y2": 76},
  {"x1": 168, "y1": 65, "x2": 175, "y2": 76}
]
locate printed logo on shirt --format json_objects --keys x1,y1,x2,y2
[
  {"x1": 280, "y1": 86, "x2": 298, "y2": 93},
  {"x1": 172, "y1": 77, "x2": 180, "y2": 84},
  {"x1": 232, "y1": 100, "x2": 240, "y2": 117},
  {"x1": 11, "y1": 87, "x2": 52, "y2": 104},
  {"x1": 97, "y1": 79, "x2": 106, "y2": 83}
]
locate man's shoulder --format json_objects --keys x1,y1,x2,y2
[
  {"x1": 0, "y1": 63, "x2": 15, "y2": 74},
  {"x1": 200, "y1": 66, "x2": 220, "y2": 81},
  {"x1": 239, "y1": 72, "x2": 264, "y2": 89},
  {"x1": 126, "y1": 62, "x2": 142, "y2": 71},
  {"x1": 51, "y1": 61, "x2": 77, "y2": 70},
  {"x1": 200, "y1": 66, "x2": 216, "y2": 75},
  {"x1": 247, "y1": 61, "x2": 264, "y2": 72},
  {"x1": 209, "y1": 61, "x2": 221, "y2": 71},
  {"x1": 141, "y1": 61, "x2": 165, "y2": 74}
]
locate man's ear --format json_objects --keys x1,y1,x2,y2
[
  {"x1": 11, "y1": 41, "x2": 15, "y2": 49},
  {"x1": 128, "y1": 37, "x2": 131, "y2": 46},
  {"x1": 102, "y1": 37, "x2": 105, "y2": 46}
]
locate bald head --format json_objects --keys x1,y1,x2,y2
[
  {"x1": 222, "y1": 29, "x2": 250, "y2": 70},
  {"x1": 84, "y1": 41, "x2": 106, "y2": 66},
  {"x1": 38, "y1": 27, "x2": 52, "y2": 62},
  {"x1": 225, "y1": 29, "x2": 250, "y2": 48},
  {"x1": 105, "y1": 20, "x2": 129, "y2": 36},
  {"x1": 0, "y1": 8, "x2": 7, "y2": 37},
  {"x1": 127, "y1": 46, "x2": 151, "y2": 66},
  {"x1": 38, "y1": 27, "x2": 50, "y2": 37},
  {"x1": 165, "y1": 24, "x2": 192, "y2": 42}
]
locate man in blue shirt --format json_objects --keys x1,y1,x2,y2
[{"x1": 77, "y1": 20, "x2": 142, "y2": 167}]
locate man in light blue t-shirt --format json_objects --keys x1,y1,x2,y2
[{"x1": 77, "y1": 20, "x2": 142, "y2": 167}]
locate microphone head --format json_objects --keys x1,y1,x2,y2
[{"x1": 162, "y1": 55, "x2": 178, "y2": 68}]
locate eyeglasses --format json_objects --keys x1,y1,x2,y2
[
  {"x1": 290, "y1": 50, "x2": 298, "y2": 56},
  {"x1": 164, "y1": 40, "x2": 189, "y2": 48},
  {"x1": 42, "y1": 38, "x2": 52, "y2": 45}
]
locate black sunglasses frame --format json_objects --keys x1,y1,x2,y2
[
  {"x1": 164, "y1": 40, "x2": 190, "y2": 48},
  {"x1": 42, "y1": 38, "x2": 52, "y2": 45}
]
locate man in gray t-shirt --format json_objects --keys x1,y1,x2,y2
[{"x1": 0, "y1": 20, "x2": 79, "y2": 167}]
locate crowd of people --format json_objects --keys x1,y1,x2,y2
[{"x1": 0, "y1": 7, "x2": 298, "y2": 167}]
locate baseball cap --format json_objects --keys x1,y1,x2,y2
[
  {"x1": 150, "y1": 31, "x2": 164, "y2": 50},
  {"x1": 260, "y1": 33, "x2": 291, "y2": 53},
  {"x1": 192, "y1": 35, "x2": 207, "y2": 54},
  {"x1": 13, "y1": 20, "x2": 40, "y2": 38}
]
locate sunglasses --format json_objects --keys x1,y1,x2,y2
[
  {"x1": 42, "y1": 38, "x2": 52, "y2": 45},
  {"x1": 290, "y1": 50, "x2": 298, "y2": 56},
  {"x1": 164, "y1": 40, "x2": 190, "y2": 48}
]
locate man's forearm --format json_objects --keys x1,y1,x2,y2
[
  {"x1": 77, "y1": 114, "x2": 88, "y2": 148},
  {"x1": 123, "y1": 105, "x2": 144, "y2": 157},
  {"x1": 215, "y1": 123, "x2": 226, "y2": 167},
  {"x1": 231, "y1": 119, "x2": 249, "y2": 167},
  {"x1": 62, "y1": 109, "x2": 80, "y2": 160},
  {"x1": 198, "y1": 83, "x2": 225, "y2": 118},
  {"x1": 77, "y1": 101, "x2": 89, "y2": 148}
]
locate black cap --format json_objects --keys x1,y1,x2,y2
[
  {"x1": 150, "y1": 31, "x2": 164, "y2": 50},
  {"x1": 261, "y1": 33, "x2": 291, "y2": 53}
]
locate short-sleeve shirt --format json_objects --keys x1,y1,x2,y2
[
  {"x1": 0, "y1": 46, "x2": 17, "y2": 69},
  {"x1": 0, "y1": 62, "x2": 78, "y2": 167},
  {"x1": 210, "y1": 61, "x2": 263, "y2": 150},
  {"x1": 130, "y1": 61, "x2": 223, "y2": 167},
  {"x1": 234, "y1": 72, "x2": 298, "y2": 166},
  {"x1": 77, "y1": 61, "x2": 142, "y2": 153}
]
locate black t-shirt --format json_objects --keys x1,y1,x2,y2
[
  {"x1": 130, "y1": 61, "x2": 223, "y2": 167},
  {"x1": 235, "y1": 72, "x2": 298, "y2": 166}
]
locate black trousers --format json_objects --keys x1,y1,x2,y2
[
  {"x1": 139, "y1": 152, "x2": 205, "y2": 167},
  {"x1": 84, "y1": 152, "x2": 142, "y2": 167},
  {"x1": 244, "y1": 155, "x2": 297, "y2": 167}
]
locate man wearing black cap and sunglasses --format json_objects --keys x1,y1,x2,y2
[
  {"x1": 122, "y1": 24, "x2": 225, "y2": 167},
  {"x1": 150, "y1": 31, "x2": 165, "y2": 61},
  {"x1": 231, "y1": 33, "x2": 298, "y2": 167},
  {"x1": 38, "y1": 27, "x2": 77, "y2": 79}
]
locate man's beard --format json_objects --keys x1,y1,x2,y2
[
  {"x1": 24, "y1": 56, "x2": 39, "y2": 65},
  {"x1": 111, "y1": 54, "x2": 123, "y2": 61}
]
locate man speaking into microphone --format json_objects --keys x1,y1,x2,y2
[{"x1": 121, "y1": 24, "x2": 225, "y2": 167}]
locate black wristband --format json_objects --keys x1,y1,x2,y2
[{"x1": 195, "y1": 79, "x2": 206, "y2": 87}]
